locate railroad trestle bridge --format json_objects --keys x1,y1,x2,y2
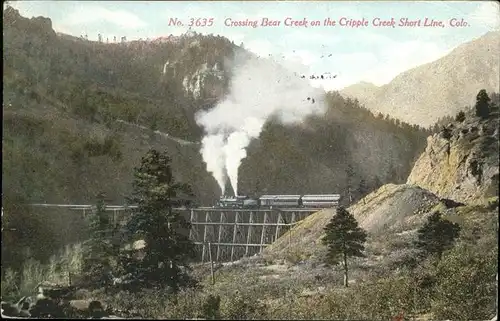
[{"x1": 28, "y1": 204, "x2": 328, "y2": 262}]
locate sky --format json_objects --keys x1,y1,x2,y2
[{"x1": 7, "y1": 0, "x2": 500, "y2": 90}]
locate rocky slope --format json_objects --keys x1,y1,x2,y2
[
  {"x1": 263, "y1": 184, "x2": 442, "y2": 265},
  {"x1": 341, "y1": 31, "x2": 500, "y2": 127},
  {"x1": 264, "y1": 91, "x2": 499, "y2": 268},
  {"x1": 339, "y1": 82, "x2": 379, "y2": 107},
  {"x1": 407, "y1": 106, "x2": 499, "y2": 203}
]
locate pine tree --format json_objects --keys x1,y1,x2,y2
[
  {"x1": 346, "y1": 164, "x2": 355, "y2": 204},
  {"x1": 441, "y1": 126, "x2": 452, "y2": 140},
  {"x1": 123, "y1": 149, "x2": 197, "y2": 293},
  {"x1": 475, "y1": 89, "x2": 491, "y2": 118},
  {"x1": 414, "y1": 211, "x2": 461, "y2": 261},
  {"x1": 455, "y1": 111, "x2": 466, "y2": 122},
  {"x1": 322, "y1": 206, "x2": 367, "y2": 287},
  {"x1": 371, "y1": 175, "x2": 383, "y2": 190},
  {"x1": 81, "y1": 192, "x2": 116, "y2": 288},
  {"x1": 358, "y1": 179, "x2": 368, "y2": 204}
]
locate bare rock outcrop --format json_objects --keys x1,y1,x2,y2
[
  {"x1": 407, "y1": 109, "x2": 499, "y2": 202},
  {"x1": 3, "y1": 6, "x2": 56, "y2": 39}
]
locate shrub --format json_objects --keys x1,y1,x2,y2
[
  {"x1": 1, "y1": 268, "x2": 20, "y2": 301},
  {"x1": 162, "y1": 289, "x2": 206, "y2": 319},
  {"x1": 20, "y1": 258, "x2": 47, "y2": 295},
  {"x1": 455, "y1": 111, "x2": 466, "y2": 122},
  {"x1": 284, "y1": 249, "x2": 303, "y2": 264},
  {"x1": 220, "y1": 293, "x2": 267, "y2": 320},
  {"x1": 201, "y1": 294, "x2": 221, "y2": 319},
  {"x1": 350, "y1": 277, "x2": 415, "y2": 320},
  {"x1": 430, "y1": 244, "x2": 497, "y2": 320},
  {"x1": 0, "y1": 244, "x2": 84, "y2": 300}
]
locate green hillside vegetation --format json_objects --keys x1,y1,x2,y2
[
  {"x1": 2, "y1": 6, "x2": 438, "y2": 303},
  {"x1": 2, "y1": 89, "x2": 498, "y2": 320},
  {"x1": 240, "y1": 93, "x2": 431, "y2": 199},
  {"x1": 5, "y1": 193, "x2": 493, "y2": 319},
  {"x1": 3, "y1": 7, "x2": 429, "y2": 205},
  {"x1": 3, "y1": 6, "x2": 236, "y2": 141},
  {"x1": 162, "y1": 196, "x2": 496, "y2": 320}
]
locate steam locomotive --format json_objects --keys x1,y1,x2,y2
[{"x1": 215, "y1": 194, "x2": 340, "y2": 209}]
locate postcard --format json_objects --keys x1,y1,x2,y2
[{"x1": 2, "y1": 1, "x2": 499, "y2": 320}]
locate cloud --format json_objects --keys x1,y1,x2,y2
[
  {"x1": 63, "y1": 5, "x2": 147, "y2": 30},
  {"x1": 7, "y1": 0, "x2": 491, "y2": 93},
  {"x1": 315, "y1": 51, "x2": 379, "y2": 90},
  {"x1": 316, "y1": 38, "x2": 451, "y2": 91},
  {"x1": 469, "y1": 1, "x2": 500, "y2": 30},
  {"x1": 362, "y1": 40, "x2": 451, "y2": 85},
  {"x1": 7, "y1": 1, "x2": 41, "y2": 18},
  {"x1": 283, "y1": 49, "x2": 320, "y2": 66},
  {"x1": 281, "y1": 29, "x2": 343, "y2": 50},
  {"x1": 227, "y1": 33, "x2": 246, "y2": 44},
  {"x1": 244, "y1": 39, "x2": 276, "y2": 57}
]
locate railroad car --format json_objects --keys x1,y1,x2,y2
[
  {"x1": 215, "y1": 194, "x2": 340, "y2": 209},
  {"x1": 301, "y1": 194, "x2": 340, "y2": 208},
  {"x1": 259, "y1": 195, "x2": 301, "y2": 208}
]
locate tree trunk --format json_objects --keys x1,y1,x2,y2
[{"x1": 343, "y1": 252, "x2": 348, "y2": 287}]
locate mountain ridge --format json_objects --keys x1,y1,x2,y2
[{"x1": 341, "y1": 31, "x2": 500, "y2": 127}]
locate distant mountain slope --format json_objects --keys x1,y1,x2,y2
[
  {"x1": 341, "y1": 31, "x2": 500, "y2": 127},
  {"x1": 339, "y1": 82, "x2": 379, "y2": 105}
]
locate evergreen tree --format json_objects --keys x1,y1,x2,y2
[
  {"x1": 358, "y1": 179, "x2": 368, "y2": 204},
  {"x1": 388, "y1": 164, "x2": 400, "y2": 183},
  {"x1": 455, "y1": 111, "x2": 466, "y2": 122},
  {"x1": 81, "y1": 192, "x2": 116, "y2": 288},
  {"x1": 371, "y1": 175, "x2": 383, "y2": 190},
  {"x1": 346, "y1": 164, "x2": 355, "y2": 204},
  {"x1": 322, "y1": 206, "x2": 367, "y2": 287},
  {"x1": 123, "y1": 149, "x2": 197, "y2": 293},
  {"x1": 414, "y1": 211, "x2": 461, "y2": 261},
  {"x1": 475, "y1": 89, "x2": 491, "y2": 118},
  {"x1": 441, "y1": 126, "x2": 452, "y2": 140},
  {"x1": 490, "y1": 92, "x2": 500, "y2": 109}
]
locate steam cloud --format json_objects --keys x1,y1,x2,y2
[{"x1": 196, "y1": 53, "x2": 326, "y2": 196}]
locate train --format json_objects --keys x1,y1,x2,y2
[{"x1": 215, "y1": 194, "x2": 340, "y2": 209}]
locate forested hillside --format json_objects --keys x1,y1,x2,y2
[{"x1": 3, "y1": 6, "x2": 429, "y2": 210}]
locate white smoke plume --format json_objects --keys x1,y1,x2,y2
[
  {"x1": 196, "y1": 53, "x2": 326, "y2": 196},
  {"x1": 200, "y1": 134, "x2": 227, "y2": 195}
]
